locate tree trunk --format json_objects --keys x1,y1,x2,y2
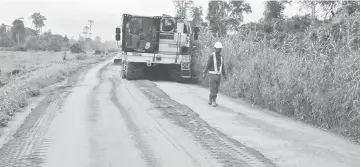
[{"x1": 311, "y1": 1, "x2": 316, "y2": 24}]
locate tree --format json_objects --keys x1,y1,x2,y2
[
  {"x1": 0, "y1": 35, "x2": 13, "y2": 47},
  {"x1": 263, "y1": 0, "x2": 291, "y2": 21},
  {"x1": 206, "y1": 0, "x2": 252, "y2": 36},
  {"x1": 0, "y1": 24, "x2": 6, "y2": 36},
  {"x1": 190, "y1": 5, "x2": 205, "y2": 27},
  {"x1": 313, "y1": 1, "x2": 359, "y2": 19},
  {"x1": 341, "y1": 1, "x2": 360, "y2": 15},
  {"x1": 91, "y1": 36, "x2": 102, "y2": 50},
  {"x1": 31, "y1": 12, "x2": 47, "y2": 35},
  {"x1": 227, "y1": 0, "x2": 252, "y2": 32},
  {"x1": 63, "y1": 35, "x2": 69, "y2": 43},
  {"x1": 83, "y1": 26, "x2": 89, "y2": 38},
  {"x1": 48, "y1": 34, "x2": 64, "y2": 52},
  {"x1": 297, "y1": 0, "x2": 318, "y2": 24},
  {"x1": 88, "y1": 20, "x2": 94, "y2": 39},
  {"x1": 173, "y1": 0, "x2": 195, "y2": 19},
  {"x1": 296, "y1": 0, "x2": 355, "y2": 22},
  {"x1": 69, "y1": 36, "x2": 76, "y2": 45},
  {"x1": 78, "y1": 35, "x2": 86, "y2": 50},
  {"x1": 206, "y1": 1, "x2": 230, "y2": 36},
  {"x1": 330, "y1": 1, "x2": 360, "y2": 16},
  {"x1": 11, "y1": 19, "x2": 25, "y2": 44}
]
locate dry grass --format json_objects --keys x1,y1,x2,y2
[
  {"x1": 0, "y1": 51, "x2": 112, "y2": 127},
  {"x1": 76, "y1": 53, "x2": 87, "y2": 60},
  {"x1": 0, "y1": 51, "x2": 82, "y2": 84},
  {"x1": 193, "y1": 12, "x2": 360, "y2": 142}
]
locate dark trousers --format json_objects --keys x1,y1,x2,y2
[{"x1": 208, "y1": 74, "x2": 221, "y2": 102}]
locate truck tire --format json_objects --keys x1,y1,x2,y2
[
  {"x1": 168, "y1": 65, "x2": 191, "y2": 83},
  {"x1": 125, "y1": 62, "x2": 145, "y2": 80}
]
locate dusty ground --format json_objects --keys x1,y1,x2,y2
[{"x1": 0, "y1": 58, "x2": 358, "y2": 167}]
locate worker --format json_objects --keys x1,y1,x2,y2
[{"x1": 203, "y1": 42, "x2": 227, "y2": 107}]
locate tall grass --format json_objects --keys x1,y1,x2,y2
[{"x1": 193, "y1": 11, "x2": 360, "y2": 142}]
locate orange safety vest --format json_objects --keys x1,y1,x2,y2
[{"x1": 208, "y1": 52, "x2": 223, "y2": 75}]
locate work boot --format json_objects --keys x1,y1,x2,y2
[
  {"x1": 208, "y1": 100, "x2": 212, "y2": 105},
  {"x1": 211, "y1": 101, "x2": 218, "y2": 107}
]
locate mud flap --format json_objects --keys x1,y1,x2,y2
[{"x1": 114, "y1": 59, "x2": 122, "y2": 65}]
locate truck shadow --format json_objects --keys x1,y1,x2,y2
[
  {"x1": 144, "y1": 64, "x2": 170, "y2": 81},
  {"x1": 143, "y1": 65, "x2": 198, "y2": 84}
]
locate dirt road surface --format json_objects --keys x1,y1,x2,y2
[{"x1": 0, "y1": 59, "x2": 358, "y2": 167}]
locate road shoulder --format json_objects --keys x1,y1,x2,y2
[
  {"x1": 154, "y1": 81, "x2": 360, "y2": 167},
  {"x1": 0, "y1": 57, "x2": 113, "y2": 150}
]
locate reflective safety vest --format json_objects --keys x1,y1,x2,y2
[{"x1": 208, "y1": 52, "x2": 223, "y2": 75}]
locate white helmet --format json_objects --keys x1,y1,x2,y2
[{"x1": 214, "y1": 42, "x2": 223, "y2": 48}]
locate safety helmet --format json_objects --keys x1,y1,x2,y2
[{"x1": 214, "y1": 42, "x2": 223, "y2": 49}]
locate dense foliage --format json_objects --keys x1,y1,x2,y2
[{"x1": 190, "y1": 2, "x2": 360, "y2": 142}]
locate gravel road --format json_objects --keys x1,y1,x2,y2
[{"x1": 0, "y1": 58, "x2": 358, "y2": 167}]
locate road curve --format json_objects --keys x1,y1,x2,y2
[{"x1": 0, "y1": 59, "x2": 276, "y2": 167}]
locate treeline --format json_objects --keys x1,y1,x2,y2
[
  {"x1": 0, "y1": 12, "x2": 118, "y2": 53},
  {"x1": 177, "y1": 1, "x2": 359, "y2": 36},
  {"x1": 178, "y1": 1, "x2": 360, "y2": 142}
]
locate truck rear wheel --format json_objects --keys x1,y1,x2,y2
[
  {"x1": 168, "y1": 65, "x2": 191, "y2": 83},
  {"x1": 125, "y1": 62, "x2": 145, "y2": 80}
]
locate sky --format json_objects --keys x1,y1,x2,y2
[{"x1": 0, "y1": 0, "x2": 305, "y2": 41}]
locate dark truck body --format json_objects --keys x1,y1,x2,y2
[
  {"x1": 115, "y1": 13, "x2": 199, "y2": 82},
  {"x1": 121, "y1": 14, "x2": 161, "y2": 53}
]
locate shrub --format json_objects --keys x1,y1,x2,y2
[
  {"x1": 13, "y1": 45, "x2": 27, "y2": 52},
  {"x1": 49, "y1": 45, "x2": 61, "y2": 52},
  {"x1": 76, "y1": 53, "x2": 87, "y2": 60},
  {"x1": 94, "y1": 50, "x2": 102, "y2": 55},
  {"x1": 193, "y1": 11, "x2": 360, "y2": 142},
  {"x1": 70, "y1": 43, "x2": 83, "y2": 53},
  {"x1": 25, "y1": 36, "x2": 45, "y2": 51},
  {"x1": 47, "y1": 36, "x2": 63, "y2": 52},
  {"x1": 0, "y1": 35, "x2": 14, "y2": 47}
]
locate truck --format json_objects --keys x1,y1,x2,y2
[{"x1": 115, "y1": 13, "x2": 199, "y2": 83}]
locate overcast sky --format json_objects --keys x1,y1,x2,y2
[{"x1": 0, "y1": 0, "x2": 304, "y2": 41}]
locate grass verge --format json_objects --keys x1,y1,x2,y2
[{"x1": 0, "y1": 51, "x2": 112, "y2": 128}]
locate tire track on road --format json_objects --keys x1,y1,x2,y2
[
  {"x1": 88, "y1": 62, "x2": 110, "y2": 124},
  {"x1": 121, "y1": 79, "x2": 222, "y2": 167},
  {"x1": 0, "y1": 93, "x2": 63, "y2": 167},
  {"x1": 109, "y1": 77, "x2": 161, "y2": 167},
  {"x1": 144, "y1": 105, "x2": 217, "y2": 167},
  {"x1": 0, "y1": 61, "x2": 109, "y2": 167},
  {"x1": 134, "y1": 80, "x2": 277, "y2": 167},
  {"x1": 87, "y1": 62, "x2": 111, "y2": 167}
]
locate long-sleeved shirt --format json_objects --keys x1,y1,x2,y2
[{"x1": 203, "y1": 53, "x2": 226, "y2": 77}]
